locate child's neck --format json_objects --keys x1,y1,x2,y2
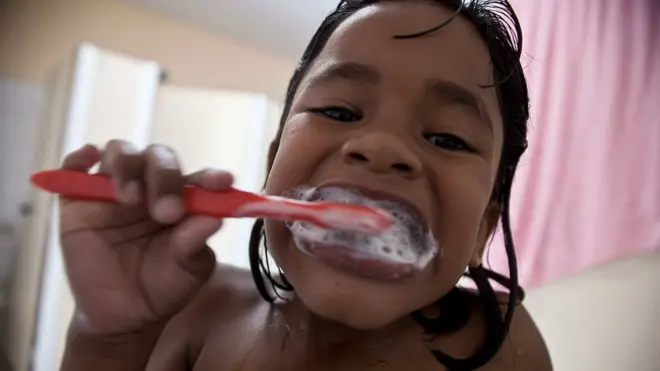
[{"x1": 274, "y1": 297, "x2": 421, "y2": 365}]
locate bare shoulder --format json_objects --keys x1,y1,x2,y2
[
  {"x1": 146, "y1": 262, "x2": 262, "y2": 369},
  {"x1": 426, "y1": 290, "x2": 552, "y2": 371},
  {"x1": 484, "y1": 292, "x2": 553, "y2": 371}
]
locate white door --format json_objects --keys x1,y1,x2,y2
[{"x1": 0, "y1": 77, "x2": 46, "y2": 362}]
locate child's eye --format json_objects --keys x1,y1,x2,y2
[
  {"x1": 424, "y1": 133, "x2": 475, "y2": 152},
  {"x1": 310, "y1": 106, "x2": 362, "y2": 122}
]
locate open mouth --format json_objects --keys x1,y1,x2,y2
[{"x1": 284, "y1": 185, "x2": 439, "y2": 281}]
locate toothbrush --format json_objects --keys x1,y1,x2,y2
[{"x1": 30, "y1": 170, "x2": 393, "y2": 235}]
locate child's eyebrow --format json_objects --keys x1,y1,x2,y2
[
  {"x1": 307, "y1": 61, "x2": 493, "y2": 133},
  {"x1": 426, "y1": 79, "x2": 494, "y2": 134},
  {"x1": 307, "y1": 61, "x2": 382, "y2": 88}
]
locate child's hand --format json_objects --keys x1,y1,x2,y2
[{"x1": 57, "y1": 140, "x2": 232, "y2": 336}]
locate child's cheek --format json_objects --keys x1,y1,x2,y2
[{"x1": 265, "y1": 117, "x2": 322, "y2": 195}]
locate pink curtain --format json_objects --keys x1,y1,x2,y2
[{"x1": 486, "y1": 0, "x2": 660, "y2": 287}]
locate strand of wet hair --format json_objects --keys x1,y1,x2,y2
[{"x1": 393, "y1": 0, "x2": 465, "y2": 39}]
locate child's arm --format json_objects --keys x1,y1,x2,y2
[
  {"x1": 60, "y1": 318, "x2": 168, "y2": 371},
  {"x1": 59, "y1": 264, "x2": 242, "y2": 371}
]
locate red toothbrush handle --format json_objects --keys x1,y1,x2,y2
[
  {"x1": 30, "y1": 169, "x2": 394, "y2": 234},
  {"x1": 29, "y1": 169, "x2": 263, "y2": 218}
]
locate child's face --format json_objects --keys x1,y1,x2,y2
[{"x1": 264, "y1": 2, "x2": 504, "y2": 329}]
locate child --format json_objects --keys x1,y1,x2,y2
[{"x1": 58, "y1": 1, "x2": 551, "y2": 370}]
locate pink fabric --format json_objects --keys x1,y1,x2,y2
[{"x1": 486, "y1": 0, "x2": 660, "y2": 287}]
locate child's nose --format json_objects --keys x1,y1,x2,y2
[{"x1": 341, "y1": 131, "x2": 422, "y2": 178}]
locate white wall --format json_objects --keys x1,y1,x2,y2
[
  {"x1": 525, "y1": 251, "x2": 660, "y2": 371},
  {"x1": 0, "y1": 0, "x2": 295, "y2": 101}
]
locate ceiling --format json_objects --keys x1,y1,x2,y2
[{"x1": 122, "y1": 0, "x2": 341, "y2": 59}]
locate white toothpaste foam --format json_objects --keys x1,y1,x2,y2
[{"x1": 284, "y1": 186, "x2": 440, "y2": 271}]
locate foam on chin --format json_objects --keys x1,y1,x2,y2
[{"x1": 284, "y1": 186, "x2": 440, "y2": 273}]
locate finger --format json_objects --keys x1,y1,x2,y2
[
  {"x1": 61, "y1": 144, "x2": 101, "y2": 171},
  {"x1": 98, "y1": 139, "x2": 143, "y2": 204},
  {"x1": 169, "y1": 216, "x2": 221, "y2": 275},
  {"x1": 144, "y1": 144, "x2": 185, "y2": 224},
  {"x1": 185, "y1": 169, "x2": 234, "y2": 190},
  {"x1": 170, "y1": 216, "x2": 223, "y2": 255},
  {"x1": 99, "y1": 139, "x2": 144, "y2": 205},
  {"x1": 98, "y1": 139, "x2": 132, "y2": 175}
]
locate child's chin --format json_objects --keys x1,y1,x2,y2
[
  {"x1": 292, "y1": 273, "x2": 413, "y2": 330},
  {"x1": 276, "y1": 240, "x2": 434, "y2": 330}
]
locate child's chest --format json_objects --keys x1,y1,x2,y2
[
  {"x1": 191, "y1": 306, "x2": 448, "y2": 371},
  {"x1": 194, "y1": 343, "x2": 446, "y2": 371}
]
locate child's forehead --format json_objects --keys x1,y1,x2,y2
[
  {"x1": 316, "y1": 2, "x2": 495, "y2": 86},
  {"x1": 298, "y1": 2, "x2": 501, "y2": 125},
  {"x1": 330, "y1": 2, "x2": 487, "y2": 48}
]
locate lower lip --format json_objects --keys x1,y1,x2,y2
[{"x1": 300, "y1": 241, "x2": 419, "y2": 282}]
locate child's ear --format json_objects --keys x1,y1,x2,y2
[{"x1": 469, "y1": 202, "x2": 501, "y2": 267}]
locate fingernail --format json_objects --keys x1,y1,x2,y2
[{"x1": 153, "y1": 195, "x2": 185, "y2": 224}]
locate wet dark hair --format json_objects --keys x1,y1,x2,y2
[{"x1": 249, "y1": 0, "x2": 529, "y2": 369}]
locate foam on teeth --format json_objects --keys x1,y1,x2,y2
[{"x1": 284, "y1": 186, "x2": 439, "y2": 270}]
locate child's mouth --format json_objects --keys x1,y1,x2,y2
[{"x1": 284, "y1": 185, "x2": 440, "y2": 281}]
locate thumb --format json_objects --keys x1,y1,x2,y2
[
  {"x1": 169, "y1": 216, "x2": 222, "y2": 278},
  {"x1": 168, "y1": 168, "x2": 231, "y2": 277}
]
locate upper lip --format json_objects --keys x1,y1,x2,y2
[{"x1": 313, "y1": 180, "x2": 430, "y2": 231}]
